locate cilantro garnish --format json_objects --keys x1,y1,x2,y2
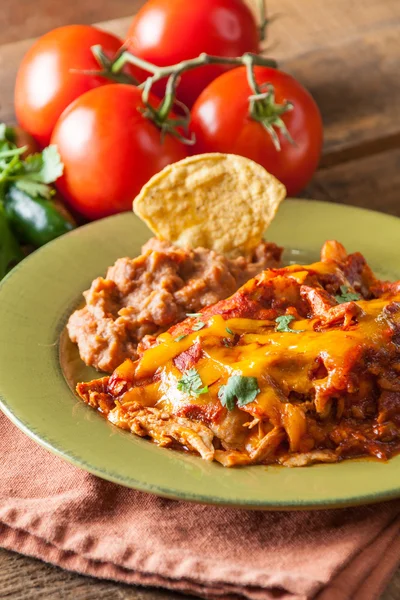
[
  {"x1": 174, "y1": 334, "x2": 187, "y2": 342},
  {"x1": 218, "y1": 375, "x2": 260, "y2": 411},
  {"x1": 335, "y1": 285, "x2": 361, "y2": 304},
  {"x1": 177, "y1": 368, "x2": 208, "y2": 397},
  {"x1": 275, "y1": 314, "x2": 303, "y2": 334},
  {"x1": 187, "y1": 312, "x2": 202, "y2": 318},
  {"x1": 192, "y1": 321, "x2": 205, "y2": 331},
  {"x1": 226, "y1": 327, "x2": 234, "y2": 335}
]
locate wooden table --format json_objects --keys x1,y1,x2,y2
[{"x1": 1, "y1": 1, "x2": 400, "y2": 598}]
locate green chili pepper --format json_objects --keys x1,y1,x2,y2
[
  {"x1": 0, "y1": 202, "x2": 24, "y2": 280},
  {"x1": 4, "y1": 184, "x2": 74, "y2": 247}
]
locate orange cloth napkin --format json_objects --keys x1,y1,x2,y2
[{"x1": 1, "y1": 412, "x2": 400, "y2": 600}]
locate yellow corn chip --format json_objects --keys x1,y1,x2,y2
[{"x1": 133, "y1": 153, "x2": 286, "y2": 256}]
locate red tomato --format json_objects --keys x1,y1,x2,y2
[
  {"x1": 14, "y1": 25, "x2": 141, "y2": 148},
  {"x1": 190, "y1": 67, "x2": 323, "y2": 196},
  {"x1": 51, "y1": 84, "x2": 188, "y2": 220},
  {"x1": 126, "y1": 0, "x2": 259, "y2": 107}
]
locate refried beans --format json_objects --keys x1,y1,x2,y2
[{"x1": 67, "y1": 238, "x2": 282, "y2": 372}]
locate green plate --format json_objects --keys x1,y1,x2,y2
[{"x1": 1, "y1": 199, "x2": 400, "y2": 509}]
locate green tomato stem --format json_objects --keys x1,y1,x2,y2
[
  {"x1": 111, "y1": 50, "x2": 277, "y2": 81},
  {"x1": 110, "y1": 50, "x2": 159, "y2": 76},
  {"x1": 108, "y1": 50, "x2": 278, "y2": 144}
]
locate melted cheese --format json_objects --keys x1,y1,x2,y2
[{"x1": 121, "y1": 295, "x2": 400, "y2": 428}]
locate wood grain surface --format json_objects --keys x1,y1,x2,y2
[
  {"x1": 0, "y1": 0, "x2": 144, "y2": 45},
  {"x1": 1, "y1": 0, "x2": 400, "y2": 598}
]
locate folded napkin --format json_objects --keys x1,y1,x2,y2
[{"x1": 1, "y1": 412, "x2": 400, "y2": 600}]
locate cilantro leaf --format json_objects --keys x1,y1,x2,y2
[
  {"x1": 275, "y1": 314, "x2": 303, "y2": 334},
  {"x1": 15, "y1": 180, "x2": 54, "y2": 200},
  {"x1": 21, "y1": 145, "x2": 63, "y2": 184},
  {"x1": 218, "y1": 375, "x2": 260, "y2": 411},
  {"x1": 41, "y1": 145, "x2": 64, "y2": 182},
  {"x1": 192, "y1": 321, "x2": 205, "y2": 331},
  {"x1": 187, "y1": 312, "x2": 202, "y2": 318},
  {"x1": 22, "y1": 153, "x2": 43, "y2": 175},
  {"x1": 0, "y1": 125, "x2": 63, "y2": 201},
  {"x1": 174, "y1": 334, "x2": 187, "y2": 342},
  {"x1": 177, "y1": 368, "x2": 208, "y2": 397},
  {"x1": 335, "y1": 285, "x2": 361, "y2": 304}
]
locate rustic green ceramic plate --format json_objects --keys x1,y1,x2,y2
[{"x1": 1, "y1": 199, "x2": 400, "y2": 509}]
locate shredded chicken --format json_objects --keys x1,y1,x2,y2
[
  {"x1": 109, "y1": 407, "x2": 215, "y2": 461},
  {"x1": 278, "y1": 450, "x2": 338, "y2": 467}
]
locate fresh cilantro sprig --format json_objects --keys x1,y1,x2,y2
[
  {"x1": 218, "y1": 375, "x2": 260, "y2": 411},
  {"x1": 177, "y1": 368, "x2": 208, "y2": 397},
  {"x1": 275, "y1": 314, "x2": 304, "y2": 334},
  {"x1": 0, "y1": 125, "x2": 63, "y2": 200},
  {"x1": 335, "y1": 285, "x2": 361, "y2": 304}
]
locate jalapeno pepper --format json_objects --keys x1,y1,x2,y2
[
  {"x1": 4, "y1": 184, "x2": 75, "y2": 247},
  {"x1": 0, "y1": 202, "x2": 24, "y2": 280}
]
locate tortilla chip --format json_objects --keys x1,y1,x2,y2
[{"x1": 133, "y1": 153, "x2": 286, "y2": 257}]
